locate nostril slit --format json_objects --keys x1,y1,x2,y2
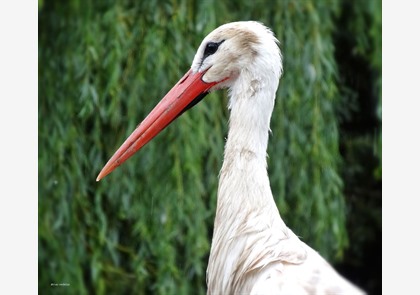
[{"x1": 179, "y1": 73, "x2": 190, "y2": 84}]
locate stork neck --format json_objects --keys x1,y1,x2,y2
[
  {"x1": 207, "y1": 68, "x2": 284, "y2": 294},
  {"x1": 223, "y1": 75, "x2": 276, "y2": 173},
  {"x1": 217, "y1": 74, "x2": 279, "y2": 211},
  {"x1": 224, "y1": 105, "x2": 270, "y2": 165}
]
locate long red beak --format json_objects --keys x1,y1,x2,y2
[{"x1": 96, "y1": 69, "x2": 223, "y2": 181}]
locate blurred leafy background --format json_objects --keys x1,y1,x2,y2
[{"x1": 38, "y1": 0, "x2": 381, "y2": 294}]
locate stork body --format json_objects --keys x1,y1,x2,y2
[{"x1": 97, "y1": 21, "x2": 365, "y2": 294}]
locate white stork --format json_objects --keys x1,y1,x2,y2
[{"x1": 97, "y1": 21, "x2": 365, "y2": 295}]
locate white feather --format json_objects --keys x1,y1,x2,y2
[{"x1": 190, "y1": 21, "x2": 365, "y2": 295}]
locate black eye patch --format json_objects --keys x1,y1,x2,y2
[{"x1": 203, "y1": 40, "x2": 225, "y2": 60}]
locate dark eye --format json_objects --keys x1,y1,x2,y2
[{"x1": 203, "y1": 40, "x2": 224, "y2": 60}]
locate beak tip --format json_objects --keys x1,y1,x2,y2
[{"x1": 96, "y1": 170, "x2": 105, "y2": 182}]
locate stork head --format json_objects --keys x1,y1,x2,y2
[
  {"x1": 97, "y1": 21, "x2": 281, "y2": 181},
  {"x1": 192, "y1": 21, "x2": 282, "y2": 91}
]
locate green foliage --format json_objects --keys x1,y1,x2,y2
[
  {"x1": 39, "y1": 1, "x2": 381, "y2": 294},
  {"x1": 332, "y1": 1, "x2": 381, "y2": 292},
  {"x1": 268, "y1": 0, "x2": 348, "y2": 259}
]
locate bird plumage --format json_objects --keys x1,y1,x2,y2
[
  {"x1": 189, "y1": 21, "x2": 365, "y2": 295},
  {"x1": 97, "y1": 21, "x2": 366, "y2": 295}
]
